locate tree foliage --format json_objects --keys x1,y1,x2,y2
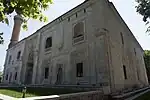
[
  {"x1": 0, "y1": 0, "x2": 52, "y2": 44},
  {"x1": 0, "y1": 32, "x2": 4, "y2": 44},
  {"x1": 144, "y1": 50, "x2": 150, "y2": 68},
  {"x1": 136, "y1": 0, "x2": 150, "y2": 32},
  {"x1": 0, "y1": 0, "x2": 52, "y2": 29},
  {"x1": 144, "y1": 50, "x2": 150, "y2": 82}
]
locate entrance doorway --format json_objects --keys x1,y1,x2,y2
[
  {"x1": 25, "y1": 63, "x2": 33, "y2": 84},
  {"x1": 56, "y1": 66, "x2": 63, "y2": 85}
]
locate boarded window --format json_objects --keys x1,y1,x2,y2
[
  {"x1": 74, "y1": 22, "x2": 84, "y2": 38},
  {"x1": 44, "y1": 68, "x2": 49, "y2": 79},
  {"x1": 14, "y1": 72, "x2": 17, "y2": 80},
  {"x1": 45, "y1": 37, "x2": 52, "y2": 49},
  {"x1": 123, "y1": 65, "x2": 127, "y2": 79},
  {"x1": 8, "y1": 55, "x2": 12, "y2": 64},
  {"x1": 17, "y1": 51, "x2": 21, "y2": 60},
  {"x1": 76, "y1": 62, "x2": 83, "y2": 77},
  {"x1": 120, "y1": 32, "x2": 124, "y2": 45}
]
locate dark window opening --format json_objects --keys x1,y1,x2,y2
[
  {"x1": 6, "y1": 74, "x2": 8, "y2": 80},
  {"x1": 8, "y1": 55, "x2": 12, "y2": 64},
  {"x1": 45, "y1": 37, "x2": 52, "y2": 49},
  {"x1": 14, "y1": 72, "x2": 17, "y2": 80},
  {"x1": 134, "y1": 48, "x2": 136, "y2": 56},
  {"x1": 44, "y1": 68, "x2": 49, "y2": 79},
  {"x1": 76, "y1": 13, "x2": 78, "y2": 18},
  {"x1": 17, "y1": 51, "x2": 21, "y2": 60},
  {"x1": 73, "y1": 22, "x2": 84, "y2": 38},
  {"x1": 123, "y1": 65, "x2": 127, "y2": 79},
  {"x1": 84, "y1": 9, "x2": 86, "y2": 13},
  {"x1": 76, "y1": 62, "x2": 83, "y2": 77},
  {"x1": 68, "y1": 17, "x2": 70, "y2": 22},
  {"x1": 120, "y1": 32, "x2": 124, "y2": 45}
]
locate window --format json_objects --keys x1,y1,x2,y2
[
  {"x1": 14, "y1": 72, "x2": 17, "y2": 80},
  {"x1": 123, "y1": 65, "x2": 127, "y2": 79},
  {"x1": 134, "y1": 48, "x2": 136, "y2": 56},
  {"x1": 44, "y1": 68, "x2": 49, "y2": 79},
  {"x1": 120, "y1": 32, "x2": 124, "y2": 45},
  {"x1": 17, "y1": 51, "x2": 21, "y2": 60},
  {"x1": 45, "y1": 37, "x2": 52, "y2": 49},
  {"x1": 6, "y1": 74, "x2": 8, "y2": 80},
  {"x1": 76, "y1": 62, "x2": 83, "y2": 77},
  {"x1": 73, "y1": 22, "x2": 84, "y2": 38},
  {"x1": 8, "y1": 55, "x2": 12, "y2": 64}
]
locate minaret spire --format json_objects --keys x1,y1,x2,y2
[{"x1": 8, "y1": 14, "x2": 23, "y2": 48}]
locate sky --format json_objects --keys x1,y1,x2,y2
[{"x1": 0, "y1": 0, "x2": 150, "y2": 71}]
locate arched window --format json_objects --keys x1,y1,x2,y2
[
  {"x1": 74, "y1": 22, "x2": 84, "y2": 38},
  {"x1": 45, "y1": 37, "x2": 52, "y2": 49}
]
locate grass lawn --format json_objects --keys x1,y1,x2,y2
[
  {"x1": 134, "y1": 91, "x2": 150, "y2": 100},
  {"x1": 0, "y1": 87, "x2": 84, "y2": 98}
]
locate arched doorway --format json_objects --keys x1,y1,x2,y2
[
  {"x1": 25, "y1": 51, "x2": 34, "y2": 84},
  {"x1": 56, "y1": 66, "x2": 63, "y2": 85},
  {"x1": 25, "y1": 63, "x2": 33, "y2": 84},
  {"x1": 9, "y1": 72, "x2": 12, "y2": 83}
]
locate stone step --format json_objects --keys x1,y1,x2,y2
[{"x1": 111, "y1": 86, "x2": 150, "y2": 100}]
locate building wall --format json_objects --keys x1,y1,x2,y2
[
  {"x1": 3, "y1": 40, "x2": 26, "y2": 84},
  {"x1": 20, "y1": 33, "x2": 39, "y2": 84},
  {"x1": 3, "y1": 0, "x2": 148, "y2": 94},
  {"x1": 35, "y1": 0, "x2": 110, "y2": 88},
  {"x1": 103, "y1": 2, "x2": 149, "y2": 92}
]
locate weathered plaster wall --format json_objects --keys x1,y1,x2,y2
[{"x1": 3, "y1": 40, "x2": 26, "y2": 84}]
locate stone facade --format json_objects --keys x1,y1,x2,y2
[{"x1": 3, "y1": 0, "x2": 149, "y2": 94}]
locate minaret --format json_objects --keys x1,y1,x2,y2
[{"x1": 8, "y1": 14, "x2": 23, "y2": 48}]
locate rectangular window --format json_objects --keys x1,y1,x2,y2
[
  {"x1": 120, "y1": 32, "x2": 124, "y2": 45},
  {"x1": 17, "y1": 51, "x2": 21, "y2": 60},
  {"x1": 44, "y1": 68, "x2": 49, "y2": 79},
  {"x1": 14, "y1": 72, "x2": 17, "y2": 80},
  {"x1": 123, "y1": 65, "x2": 127, "y2": 79},
  {"x1": 45, "y1": 37, "x2": 52, "y2": 49},
  {"x1": 76, "y1": 62, "x2": 83, "y2": 77},
  {"x1": 8, "y1": 55, "x2": 12, "y2": 64},
  {"x1": 6, "y1": 74, "x2": 8, "y2": 80},
  {"x1": 134, "y1": 48, "x2": 136, "y2": 56}
]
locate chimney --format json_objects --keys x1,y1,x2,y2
[{"x1": 8, "y1": 14, "x2": 23, "y2": 48}]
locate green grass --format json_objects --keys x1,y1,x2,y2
[
  {"x1": 0, "y1": 87, "x2": 84, "y2": 98},
  {"x1": 134, "y1": 91, "x2": 150, "y2": 100}
]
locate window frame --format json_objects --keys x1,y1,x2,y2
[
  {"x1": 120, "y1": 32, "x2": 124, "y2": 45},
  {"x1": 76, "y1": 62, "x2": 83, "y2": 77},
  {"x1": 17, "y1": 51, "x2": 21, "y2": 60},
  {"x1": 73, "y1": 21, "x2": 85, "y2": 39},
  {"x1": 8, "y1": 55, "x2": 12, "y2": 64},
  {"x1": 44, "y1": 67, "x2": 49, "y2": 79},
  {"x1": 45, "y1": 37, "x2": 52, "y2": 50},
  {"x1": 14, "y1": 72, "x2": 17, "y2": 80},
  {"x1": 123, "y1": 65, "x2": 127, "y2": 80}
]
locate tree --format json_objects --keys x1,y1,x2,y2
[
  {"x1": 0, "y1": 0, "x2": 52, "y2": 44},
  {"x1": 144, "y1": 50, "x2": 150, "y2": 83},
  {"x1": 136, "y1": 0, "x2": 150, "y2": 32}
]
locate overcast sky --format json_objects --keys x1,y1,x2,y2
[{"x1": 0, "y1": 0, "x2": 150, "y2": 71}]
